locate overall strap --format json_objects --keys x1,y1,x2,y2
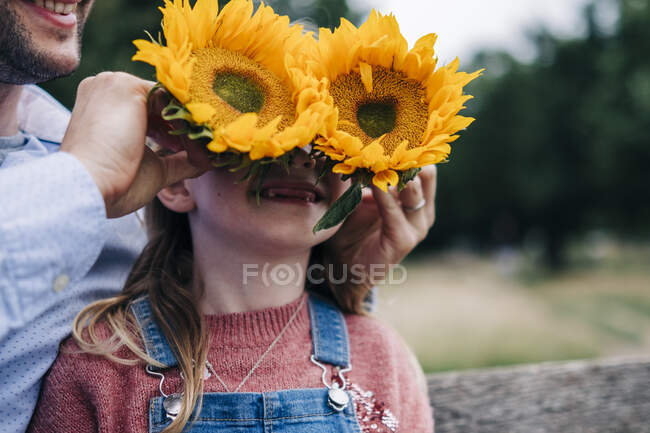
[
  {"x1": 307, "y1": 294, "x2": 351, "y2": 369},
  {"x1": 130, "y1": 294, "x2": 351, "y2": 370},
  {"x1": 130, "y1": 296, "x2": 178, "y2": 369}
]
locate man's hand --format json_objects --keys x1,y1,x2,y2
[
  {"x1": 324, "y1": 166, "x2": 437, "y2": 286},
  {"x1": 61, "y1": 72, "x2": 211, "y2": 218}
]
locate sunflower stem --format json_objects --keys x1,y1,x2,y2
[
  {"x1": 313, "y1": 182, "x2": 363, "y2": 233},
  {"x1": 398, "y1": 168, "x2": 422, "y2": 192}
]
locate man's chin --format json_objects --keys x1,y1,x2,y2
[
  {"x1": 33, "y1": 61, "x2": 79, "y2": 84},
  {"x1": 0, "y1": 51, "x2": 80, "y2": 85},
  {"x1": 0, "y1": 0, "x2": 89, "y2": 85}
]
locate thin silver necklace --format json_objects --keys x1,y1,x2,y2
[
  {"x1": 151, "y1": 295, "x2": 306, "y2": 421},
  {"x1": 205, "y1": 294, "x2": 307, "y2": 393}
]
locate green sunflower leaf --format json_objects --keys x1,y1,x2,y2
[{"x1": 313, "y1": 182, "x2": 363, "y2": 233}]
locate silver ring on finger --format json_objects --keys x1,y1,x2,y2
[{"x1": 402, "y1": 198, "x2": 426, "y2": 213}]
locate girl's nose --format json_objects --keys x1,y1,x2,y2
[{"x1": 293, "y1": 149, "x2": 316, "y2": 169}]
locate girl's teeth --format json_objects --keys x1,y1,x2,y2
[{"x1": 36, "y1": 0, "x2": 77, "y2": 15}]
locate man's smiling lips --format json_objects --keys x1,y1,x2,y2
[
  {"x1": 258, "y1": 180, "x2": 325, "y2": 205},
  {"x1": 22, "y1": 0, "x2": 80, "y2": 28}
]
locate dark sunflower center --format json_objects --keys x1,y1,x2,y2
[
  {"x1": 357, "y1": 101, "x2": 397, "y2": 138},
  {"x1": 212, "y1": 72, "x2": 265, "y2": 114}
]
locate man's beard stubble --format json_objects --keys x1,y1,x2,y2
[{"x1": 0, "y1": 0, "x2": 88, "y2": 85}]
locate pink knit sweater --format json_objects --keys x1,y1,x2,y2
[{"x1": 28, "y1": 293, "x2": 434, "y2": 432}]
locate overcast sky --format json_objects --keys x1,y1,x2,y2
[{"x1": 351, "y1": 0, "x2": 618, "y2": 65}]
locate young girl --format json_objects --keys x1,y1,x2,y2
[{"x1": 28, "y1": 150, "x2": 434, "y2": 432}]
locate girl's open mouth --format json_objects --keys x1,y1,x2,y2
[{"x1": 258, "y1": 181, "x2": 325, "y2": 205}]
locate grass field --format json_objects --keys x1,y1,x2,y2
[{"x1": 374, "y1": 242, "x2": 650, "y2": 373}]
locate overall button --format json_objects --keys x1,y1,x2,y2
[{"x1": 53, "y1": 274, "x2": 70, "y2": 292}]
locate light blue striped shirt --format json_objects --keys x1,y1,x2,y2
[{"x1": 0, "y1": 86, "x2": 147, "y2": 433}]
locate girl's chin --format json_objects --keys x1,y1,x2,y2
[{"x1": 243, "y1": 214, "x2": 329, "y2": 241}]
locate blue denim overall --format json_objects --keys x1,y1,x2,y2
[{"x1": 130, "y1": 294, "x2": 363, "y2": 433}]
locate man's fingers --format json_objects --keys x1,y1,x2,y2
[
  {"x1": 147, "y1": 87, "x2": 172, "y2": 119},
  {"x1": 107, "y1": 149, "x2": 207, "y2": 218},
  {"x1": 146, "y1": 87, "x2": 214, "y2": 160},
  {"x1": 182, "y1": 139, "x2": 214, "y2": 172},
  {"x1": 162, "y1": 151, "x2": 209, "y2": 187},
  {"x1": 71, "y1": 75, "x2": 99, "y2": 115},
  {"x1": 119, "y1": 73, "x2": 155, "y2": 100}
]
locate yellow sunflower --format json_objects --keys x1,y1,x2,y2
[
  {"x1": 311, "y1": 10, "x2": 483, "y2": 191},
  {"x1": 132, "y1": 0, "x2": 333, "y2": 161}
]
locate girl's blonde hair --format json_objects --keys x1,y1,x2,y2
[{"x1": 72, "y1": 197, "x2": 372, "y2": 433}]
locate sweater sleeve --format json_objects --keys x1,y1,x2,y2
[
  {"x1": 392, "y1": 332, "x2": 435, "y2": 433},
  {"x1": 346, "y1": 314, "x2": 435, "y2": 433},
  {"x1": 27, "y1": 346, "x2": 99, "y2": 433}
]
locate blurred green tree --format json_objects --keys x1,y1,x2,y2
[{"x1": 428, "y1": 0, "x2": 650, "y2": 267}]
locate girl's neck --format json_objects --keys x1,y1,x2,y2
[{"x1": 191, "y1": 232, "x2": 311, "y2": 315}]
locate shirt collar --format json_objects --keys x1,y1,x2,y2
[{"x1": 17, "y1": 85, "x2": 70, "y2": 144}]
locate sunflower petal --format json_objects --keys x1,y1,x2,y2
[
  {"x1": 359, "y1": 62, "x2": 374, "y2": 93},
  {"x1": 333, "y1": 163, "x2": 357, "y2": 175},
  {"x1": 360, "y1": 139, "x2": 386, "y2": 165},
  {"x1": 372, "y1": 170, "x2": 399, "y2": 192},
  {"x1": 206, "y1": 137, "x2": 228, "y2": 153},
  {"x1": 186, "y1": 103, "x2": 216, "y2": 124}
]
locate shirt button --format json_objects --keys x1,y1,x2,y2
[{"x1": 53, "y1": 274, "x2": 70, "y2": 293}]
